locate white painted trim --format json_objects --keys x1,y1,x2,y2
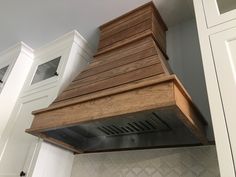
[
  {"x1": 34, "y1": 30, "x2": 94, "y2": 59},
  {"x1": 0, "y1": 42, "x2": 33, "y2": 58},
  {"x1": 193, "y1": 0, "x2": 236, "y2": 176},
  {"x1": 73, "y1": 30, "x2": 94, "y2": 58},
  {"x1": 202, "y1": 0, "x2": 236, "y2": 28},
  {"x1": 0, "y1": 43, "x2": 21, "y2": 57},
  {"x1": 20, "y1": 42, "x2": 34, "y2": 58}
]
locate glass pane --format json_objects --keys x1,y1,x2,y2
[
  {"x1": 0, "y1": 66, "x2": 9, "y2": 82},
  {"x1": 31, "y1": 57, "x2": 61, "y2": 85},
  {"x1": 217, "y1": 0, "x2": 236, "y2": 14}
]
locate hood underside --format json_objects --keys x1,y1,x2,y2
[{"x1": 26, "y1": 2, "x2": 208, "y2": 154}]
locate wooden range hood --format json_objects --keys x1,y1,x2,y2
[{"x1": 26, "y1": 2, "x2": 208, "y2": 153}]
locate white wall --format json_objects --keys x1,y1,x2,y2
[{"x1": 167, "y1": 19, "x2": 214, "y2": 140}]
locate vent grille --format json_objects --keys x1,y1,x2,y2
[{"x1": 96, "y1": 113, "x2": 170, "y2": 136}]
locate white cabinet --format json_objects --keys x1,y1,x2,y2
[
  {"x1": 0, "y1": 93, "x2": 53, "y2": 177},
  {"x1": 194, "y1": 0, "x2": 236, "y2": 176},
  {"x1": 210, "y1": 27, "x2": 236, "y2": 167},
  {"x1": 202, "y1": 0, "x2": 236, "y2": 27},
  {"x1": 0, "y1": 30, "x2": 93, "y2": 177},
  {"x1": 0, "y1": 43, "x2": 34, "y2": 138}
]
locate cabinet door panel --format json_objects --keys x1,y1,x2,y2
[
  {"x1": 0, "y1": 96, "x2": 50, "y2": 177},
  {"x1": 210, "y1": 27, "x2": 236, "y2": 170},
  {"x1": 203, "y1": 0, "x2": 236, "y2": 27}
]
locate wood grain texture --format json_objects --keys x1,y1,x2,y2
[
  {"x1": 28, "y1": 76, "x2": 207, "y2": 147},
  {"x1": 100, "y1": 3, "x2": 153, "y2": 31},
  {"x1": 100, "y1": 10, "x2": 152, "y2": 40},
  {"x1": 99, "y1": 19, "x2": 152, "y2": 50},
  {"x1": 26, "y1": 2, "x2": 208, "y2": 153},
  {"x1": 28, "y1": 80, "x2": 176, "y2": 133},
  {"x1": 68, "y1": 55, "x2": 161, "y2": 90},
  {"x1": 96, "y1": 30, "x2": 153, "y2": 55},
  {"x1": 54, "y1": 63, "x2": 165, "y2": 102},
  {"x1": 97, "y1": 2, "x2": 167, "y2": 55},
  {"x1": 174, "y1": 83, "x2": 208, "y2": 144},
  {"x1": 40, "y1": 75, "x2": 177, "y2": 112},
  {"x1": 75, "y1": 41, "x2": 157, "y2": 81}
]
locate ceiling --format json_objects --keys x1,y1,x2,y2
[{"x1": 0, "y1": 0, "x2": 194, "y2": 52}]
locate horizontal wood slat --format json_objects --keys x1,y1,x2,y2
[
  {"x1": 100, "y1": 10, "x2": 152, "y2": 40},
  {"x1": 29, "y1": 81, "x2": 176, "y2": 132},
  {"x1": 97, "y1": 2, "x2": 167, "y2": 55},
  {"x1": 74, "y1": 47, "x2": 157, "y2": 82},
  {"x1": 99, "y1": 19, "x2": 152, "y2": 50},
  {"x1": 75, "y1": 40, "x2": 157, "y2": 80},
  {"x1": 68, "y1": 55, "x2": 161, "y2": 91},
  {"x1": 152, "y1": 14, "x2": 166, "y2": 52},
  {"x1": 47, "y1": 75, "x2": 177, "y2": 112},
  {"x1": 100, "y1": 3, "x2": 153, "y2": 31},
  {"x1": 90, "y1": 37, "x2": 154, "y2": 68},
  {"x1": 54, "y1": 63, "x2": 165, "y2": 103}
]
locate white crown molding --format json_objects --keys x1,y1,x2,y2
[
  {"x1": 34, "y1": 30, "x2": 94, "y2": 58},
  {"x1": 20, "y1": 42, "x2": 34, "y2": 58},
  {"x1": 73, "y1": 30, "x2": 94, "y2": 58},
  {"x1": 0, "y1": 42, "x2": 34, "y2": 59},
  {"x1": 0, "y1": 43, "x2": 21, "y2": 58}
]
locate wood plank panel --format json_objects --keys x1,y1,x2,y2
[
  {"x1": 54, "y1": 63, "x2": 165, "y2": 103},
  {"x1": 96, "y1": 30, "x2": 152, "y2": 55},
  {"x1": 152, "y1": 13, "x2": 166, "y2": 52},
  {"x1": 76, "y1": 45, "x2": 157, "y2": 81},
  {"x1": 174, "y1": 84, "x2": 208, "y2": 144},
  {"x1": 68, "y1": 55, "x2": 161, "y2": 90},
  {"x1": 90, "y1": 37, "x2": 154, "y2": 66},
  {"x1": 153, "y1": 42, "x2": 172, "y2": 74},
  {"x1": 100, "y1": 3, "x2": 153, "y2": 31},
  {"x1": 100, "y1": 11, "x2": 151, "y2": 40},
  {"x1": 47, "y1": 75, "x2": 176, "y2": 111},
  {"x1": 55, "y1": 64, "x2": 164, "y2": 102},
  {"x1": 28, "y1": 82, "x2": 176, "y2": 133},
  {"x1": 99, "y1": 19, "x2": 152, "y2": 50}
]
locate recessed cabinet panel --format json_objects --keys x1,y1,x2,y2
[
  {"x1": 0, "y1": 96, "x2": 50, "y2": 176},
  {"x1": 202, "y1": 0, "x2": 236, "y2": 27},
  {"x1": 31, "y1": 57, "x2": 61, "y2": 85},
  {"x1": 0, "y1": 66, "x2": 9, "y2": 83},
  {"x1": 217, "y1": 0, "x2": 236, "y2": 14},
  {"x1": 210, "y1": 27, "x2": 236, "y2": 171}
]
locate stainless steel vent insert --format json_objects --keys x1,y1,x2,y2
[{"x1": 43, "y1": 108, "x2": 200, "y2": 153}]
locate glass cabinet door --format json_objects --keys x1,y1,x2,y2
[
  {"x1": 217, "y1": 0, "x2": 236, "y2": 14},
  {"x1": 31, "y1": 57, "x2": 61, "y2": 85},
  {"x1": 202, "y1": 0, "x2": 236, "y2": 27},
  {"x1": 0, "y1": 65, "x2": 9, "y2": 91}
]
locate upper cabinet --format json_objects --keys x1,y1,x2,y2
[
  {"x1": 21, "y1": 31, "x2": 93, "y2": 97},
  {"x1": 0, "y1": 42, "x2": 34, "y2": 137},
  {"x1": 202, "y1": 0, "x2": 236, "y2": 27},
  {"x1": 210, "y1": 27, "x2": 236, "y2": 168},
  {"x1": 0, "y1": 30, "x2": 94, "y2": 177}
]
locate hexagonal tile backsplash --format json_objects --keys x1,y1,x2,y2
[{"x1": 71, "y1": 146, "x2": 220, "y2": 177}]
